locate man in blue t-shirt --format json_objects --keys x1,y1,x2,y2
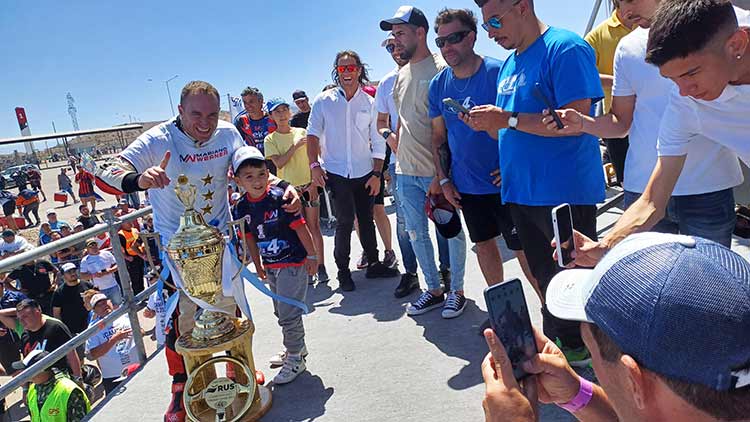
[
  {"x1": 428, "y1": 8, "x2": 536, "y2": 322},
  {"x1": 465, "y1": 0, "x2": 605, "y2": 364}
]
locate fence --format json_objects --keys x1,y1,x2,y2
[{"x1": 0, "y1": 206, "x2": 156, "y2": 402}]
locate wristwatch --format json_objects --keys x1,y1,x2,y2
[
  {"x1": 372, "y1": 171, "x2": 382, "y2": 178},
  {"x1": 381, "y1": 130, "x2": 392, "y2": 140},
  {"x1": 508, "y1": 112, "x2": 519, "y2": 130}
]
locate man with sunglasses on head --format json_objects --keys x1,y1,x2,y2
[
  {"x1": 462, "y1": 0, "x2": 604, "y2": 365},
  {"x1": 306, "y1": 50, "x2": 400, "y2": 292},
  {"x1": 380, "y1": 5, "x2": 468, "y2": 318},
  {"x1": 375, "y1": 35, "x2": 422, "y2": 299},
  {"x1": 429, "y1": 8, "x2": 535, "y2": 322},
  {"x1": 290, "y1": 90, "x2": 312, "y2": 129}
]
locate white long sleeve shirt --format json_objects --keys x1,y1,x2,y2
[{"x1": 307, "y1": 86, "x2": 385, "y2": 179}]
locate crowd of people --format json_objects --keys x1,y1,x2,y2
[{"x1": 1, "y1": 0, "x2": 749, "y2": 420}]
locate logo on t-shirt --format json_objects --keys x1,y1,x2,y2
[
  {"x1": 179, "y1": 147, "x2": 229, "y2": 163},
  {"x1": 499, "y1": 72, "x2": 527, "y2": 95},
  {"x1": 445, "y1": 97, "x2": 477, "y2": 115}
]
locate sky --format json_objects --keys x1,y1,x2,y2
[{"x1": 0, "y1": 0, "x2": 610, "y2": 154}]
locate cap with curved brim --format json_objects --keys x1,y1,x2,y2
[{"x1": 546, "y1": 268, "x2": 596, "y2": 323}]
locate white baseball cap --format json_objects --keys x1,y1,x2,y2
[
  {"x1": 61, "y1": 263, "x2": 77, "y2": 273},
  {"x1": 89, "y1": 293, "x2": 109, "y2": 308},
  {"x1": 232, "y1": 146, "x2": 265, "y2": 173}
]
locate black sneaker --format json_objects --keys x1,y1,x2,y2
[
  {"x1": 338, "y1": 269, "x2": 355, "y2": 291},
  {"x1": 394, "y1": 273, "x2": 419, "y2": 298},
  {"x1": 382, "y1": 249, "x2": 398, "y2": 269},
  {"x1": 442, "y1": 291, "x2": 466, "y2": 319},
  {"x1": 365, "y1": 262, "x2": 400, "y2": 279},
  {"x1": 440, "y1": 269, "x2": 451, "y2": 292},
  {"x1": 317, "y1": 265, "x2": 330, "y2": 283},
  {"x1": 478, "y1": 318, "x2": 492, "y2": 336},
  {"x1": 407, "y1": 291, "x2": 445, "y2": 316}
]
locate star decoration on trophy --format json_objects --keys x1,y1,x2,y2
[
  {"x1": 202, "y1": 190, "x2": 215, "y2": 201},
  {"x1": 201, "y1": 174, "x2": 214, "y2": 186},
  {"x1": 201, "y1": 204, "x2": 213, "y2": 215}
]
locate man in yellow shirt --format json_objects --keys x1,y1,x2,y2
[
  {"x1": 585, "y1": 0, "x2": 636, "y2": 186},
  {"x1": 264, "y1": 98, "x2": 328, "y2": 284}
]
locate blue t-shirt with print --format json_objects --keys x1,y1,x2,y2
[
  {"x1": 496, "y1": 27, "x2": 605, "y2": 206},
  {"x1": 428, "y1": 56, "x2": 503, "y2": 195}
]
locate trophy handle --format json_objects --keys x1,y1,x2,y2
[
  {"x1": 228, "y1": 218, "x2": 251, "y2": 280},
  {"x1": 139, "y1": 231, "x2": 177, "y2": 291}
]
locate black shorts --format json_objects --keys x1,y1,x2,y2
[
  {"x1": 460, "y1": 193, "x2": 522, "y2": 250},
  {"x1": 374, "y1": 171, "x2": 386, "y2": 205},
  {"x1": 2, "y1": 201, "x2": 15, "y2": 217}
]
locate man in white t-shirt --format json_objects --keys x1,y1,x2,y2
[
  {"x1": 554, "y1": 0, "x2": 750, "y2": 266},
  {"x1": 86, "y1": 294, "x2": 137, "y2": 394},
  {"x1": 544, "y1": 0, "x2": 743, "y2": 247},
  {"x1": 92, "y1": 80, "x2": 300, "y2": 421},
  {"x1": 0, "y1": 229, "x2": 34, "y2": 258},
  {"x1": 145, "y1": 288, "x2": 168, "y2": 347},
  {"x1": 79, "y1": 240, "x2": 121, "y2": 305}
]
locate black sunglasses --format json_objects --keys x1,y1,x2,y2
[
  {"x1": 385, "y1": 43, "x2": 396, "y2": 53},
  {"x1": 435, "y1": 30, "x2": 473, "y2": 49}
]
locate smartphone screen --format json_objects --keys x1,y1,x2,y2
[
  {"x1": 552, "y1": 203, "x2": 575, "y2": 267},
  {"x1": 484, "y1": 279, "x2": 538, "y2": 380}
]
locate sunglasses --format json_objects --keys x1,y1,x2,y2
[
  {"x1": 336, "y1": 64, "x2": 360, "y2": 73},
  {"x1": 385, "y1": 43, "x2": 396, "y2": 54},
  {"x1": 481, "y1": 1, "x2": 521, "y2": 32},
  {"x1": 435, "y1": 30, "x2": 473, "y2": 49}
]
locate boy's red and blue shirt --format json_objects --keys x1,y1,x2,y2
[{"x1": 232, "y1": 183, "x2": 307, "y2": 268}]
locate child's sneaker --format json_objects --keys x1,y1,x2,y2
[
  {"x1": 273, "y1": 355, "x2": 306, "y2": 385},
  {"x1": 269, "y1": 345, "x2": 308, "y2": 367}
]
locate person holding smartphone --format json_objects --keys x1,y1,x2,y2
[
  {"x1": 463, "y1": 0, "x2": 604, "y2": 365},
  {"x1": 428, "y1": 8, "x2": 535, "y2": 322},
  {"x1": 481, "y1": 233, "x2": 750, "y2": 422}
]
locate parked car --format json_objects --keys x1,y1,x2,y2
[{"x1": 1, "y1": 164, "x2": 40, "y2": 190}]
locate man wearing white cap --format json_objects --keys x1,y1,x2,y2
[
  {"x1": 85, "y1": 294, "x2": 137, "y2": 394},
  {"x1": 480, "y1": 232, "x2": 750, "y2": 421},
  {"x1": 45, "y1": 209, "x2": 68, "y2": 232},
  {"x1": 52, "y1": 263, "x2": 93, "y2": 344}
]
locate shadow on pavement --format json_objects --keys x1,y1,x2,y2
[
  {"x1": 326, "y1": 270, "x2": 408, "y2": 323},
  {"x1": 265, "y1": 373, "x2": 333, "y2": 421}
]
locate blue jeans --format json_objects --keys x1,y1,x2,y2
[
  {"x1": 397, "y1": 174, "x2": 466, "y2": 291},
  {"x1": 101, "y1": 284, "x2": 123, "y2": 306},
  {"x1": 62, "y1": 187, "x2": 76, "y2": 200},
  {"x1": 623, "y1": 188, "x2": 735, "y2": 247},
  {"x1": 389, "y1": 164, "x2": 417, "y2": 274}
]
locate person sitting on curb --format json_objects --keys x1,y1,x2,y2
[
  {"x1": 13, "y1": 350, "x2": 90, "y2": 422},
  {"x1": 480, "y1": 232, "x2": 750, "y2": 422}
]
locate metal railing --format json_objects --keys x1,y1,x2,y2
[{"x1": 0, "y1": 206, "x2": 155, "y2": 401}]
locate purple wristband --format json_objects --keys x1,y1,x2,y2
[{"x1": 558, "y1": 377, "x2": 594, "y2": 413}]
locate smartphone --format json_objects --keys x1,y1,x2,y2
[
  {"x1": 442, "y1": 97, "x2": 470, "y2": 114},
  {"x1": 532, "y1": 83, "x2": 564, "y2": 129},
  {"x1": 552, "y1": 203, "x2": 576, "y2": 267},
  {"x1": 484, "y1": 279, "x2": 538, "y2": 380}
]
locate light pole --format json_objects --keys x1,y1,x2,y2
[
  {"x1": 165, "y1": 75, "x2": 179, "y2": 116},
  {"x1": 148, "y1": 75, "x2": 179, "y2": 116}
]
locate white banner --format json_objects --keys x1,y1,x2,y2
[{"x1": 227, "y1": 94, "x2": 246, "y2": 124}]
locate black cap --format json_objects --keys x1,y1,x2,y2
[
  {"x1": 292, "y1": 90, "x2": 308, "y2": 101},
  {"x1": 16, "y1": 298, "x2": 40, "y2": 312},
  {"x1": 12, "y1": 350, "x2": 50, "y2": 371},
  {"x1": 380, "y1": 6, "x2": 429, "y2": 31},
  {"x1": 1, "y1": 229, "x2": 14, "y2": 237}
]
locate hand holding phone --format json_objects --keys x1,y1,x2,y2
[
  {"x1": 484, "y1": 279, "x2": 538, "y2": 380},
  {"x1": 443, "y1": 97, "x2": 471, "y2": 114},
  {"x1": 532, "y1": 83, "x2": 564, "y2": 129},
  {"x1": 552, "y1": 203, "x2": 576, "y2": 268}
]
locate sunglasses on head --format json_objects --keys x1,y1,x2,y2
[
  {"x1": 336, "y1": 64, "x2": 360, "y2": 73},
  {"x1": 435, "y1": 30, "x2": 472, "y2": 48},
  {"x1": 385, "y1": 43, "x2": 396, "y2": 54},
  {"x1": 481, "y1": 0, "x2": 521, "y2": 32}
]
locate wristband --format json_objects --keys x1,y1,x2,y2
[
  {"x1": 306, "y1": 255, "x2": 317, "y2": 260},
  {"x1": 439, "y1": 178, "x2": 451, "y2": 186},
  {"x1": 310, "y1": 162, "x2": 321, "y2": 170},
  {"x1": 558, "y1": 377, "x2": 594, "y2": 413}
]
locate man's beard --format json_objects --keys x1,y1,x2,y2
[{"x1": 399, "y1": 44, "x2": 416, "y2": 61}]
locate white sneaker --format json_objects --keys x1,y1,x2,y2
[
  {"x1": 273, "y1": 356, "x2": 306, "y2": 385},
  {"x1": 268, "y1": 345, "x2": 308, "y2": 367}
]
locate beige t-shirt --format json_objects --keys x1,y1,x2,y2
[{"x1": 393, "y1": 53, "x2": 447, "y2": 177}]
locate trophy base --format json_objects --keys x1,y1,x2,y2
[{"x1": 177, "y1": 319, "x2": 272, "y2": 422}]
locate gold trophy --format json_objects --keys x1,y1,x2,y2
[{"x1": 166, "y1": 175, "x2": 272, "y2": 422}]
